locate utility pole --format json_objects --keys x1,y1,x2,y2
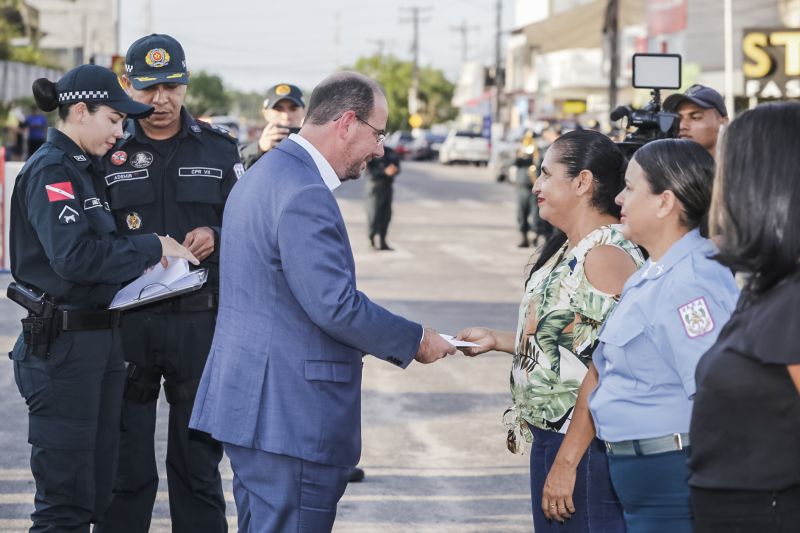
[
  {"x1": 369, "y1": 39, "x2": 390, "y2": 58},
  {"x1": 493, "y1": 0, "x2": 503, "y2": 123},
  {"x1": 400, "y1": 6, "x2": 432, "y2": 116},
  {"x1": 604, "y1": 0, "x2": 620, "y2": 112},
  {"x1": 450, "y1": 19, "x2": 479, "y2": 64}
]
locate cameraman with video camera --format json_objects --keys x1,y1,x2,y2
[{"x1": 663, "y1": 84, "x2": 728, "y2": 157}]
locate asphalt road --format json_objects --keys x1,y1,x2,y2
[{"x1": 0, "y1": 160, "x2": 539, "y2": 532}]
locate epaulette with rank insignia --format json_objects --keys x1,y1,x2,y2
[{"x1": 196, "y1": 119, "x2": 238, "y2": 143}]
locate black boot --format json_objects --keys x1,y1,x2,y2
[
  {"x1": 517, "y1": 233, "x2": 529, "y2": 248},
  {"x1": 378, "y1": 237, "x2": 393, "y2": 251}
]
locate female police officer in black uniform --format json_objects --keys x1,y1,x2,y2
[{"x1": 8, "y1": 64, "x2": 198, "y2": 533}]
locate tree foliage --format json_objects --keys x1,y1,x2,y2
[
  {"x1": 350, "y1": 54, "x2": 457, "y2": 132},
  {"x1": 185, "y1": 70, "x2": 231, "y2": 117}
]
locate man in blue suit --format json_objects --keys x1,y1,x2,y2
[{"x1": 190, "y1": 72, "x2": 456, "y2": 532}]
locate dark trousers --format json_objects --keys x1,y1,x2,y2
[
  {"x1": 517, "y1": 187, "x2": 534, "y2": 234},
  {"x1": 225, "y1": 444, "x2": 350, "y2": 533},
  {"x1": 530, "y1": 427, "x2": 626, "y2": 533},
  {"x1": 12, "y1": 329, "x2": 125, "y2": 533},
  {"x1": 607, "y1": 449, "x2": 692, "y2": 533},
  {"x1": 691, "y1": 485, "x2": 800, "y2": 533},
  {"x1": 95, "y1": 309, "x2": 226, "y2": 533},
  {"x1": 366, "y1": 178, "x2": 393, "y2": 240}
]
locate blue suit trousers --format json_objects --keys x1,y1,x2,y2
[{"x1": 224, "y1": 444, "x2": 350, "y2": 533}]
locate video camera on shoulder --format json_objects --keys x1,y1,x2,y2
[{"x1": 612, "y1": 53, "x2": 682, "y2": 156}]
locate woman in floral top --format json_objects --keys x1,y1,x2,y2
[{"x1": 459, "y1": 130, "x2": 644, "y2": 532}]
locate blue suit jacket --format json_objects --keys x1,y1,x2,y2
[{"x1": 190, "y1": 138, "x2": 423, "y2": 467}]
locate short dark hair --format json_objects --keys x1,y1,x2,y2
[
  {"x1": 633, "y1": 139, "x2": 715, "y2": 233},
  {"x1": 712, "y1": 101, "x2": 800, "y2": 295},
  {"x1": 305, "y1": 72, "x2": 384, "y2": 125}
]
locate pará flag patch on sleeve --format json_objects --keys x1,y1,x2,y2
[
  {"x1": 678, "y1": 297, "x2": 715, "y2": 338},
  {"x1": 45, "y1": 181, "x2": 75, "y2": 202}
]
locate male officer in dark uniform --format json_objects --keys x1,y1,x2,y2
[
  {"x1": 94, "y1": 34, "x2": 242, "y2": 533},
  {"x1": 365, "y1": 144, "x2": 401, "y2": 251},
  {"x1": 239, "y1": 82, "x2": 305, "y2": 170}
]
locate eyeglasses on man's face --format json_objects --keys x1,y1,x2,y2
[{"x1": 355, "y1": 115, "x2": 386, "y2": 145}]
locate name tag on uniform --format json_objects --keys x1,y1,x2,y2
[
  {"x1": 105, "y1": 169, "x2": 150, "y2": 186},
  {"x1": 84, "y1": 197, "x2": 103, "y2": 210},
  {"x1": 178, "y1": 167, "x2": 223, "y2": 179}
]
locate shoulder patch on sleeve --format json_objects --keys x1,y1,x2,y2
[
  {"x1": 678, "y1": 297, "x2": 715, "y2": 338},
  {"x1": 233, "y1": 162, "x2": 245, "y2": 179}
]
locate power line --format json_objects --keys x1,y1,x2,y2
[{"x1": 450, "y1": 19, "x2": 480, "y2": 63}]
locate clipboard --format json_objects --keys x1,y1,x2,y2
[{"x1": 108, "y1": 258, "x2": 208, "y2": 311}]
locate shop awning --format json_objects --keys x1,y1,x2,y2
[{"x1": 516, "y1": 0, "x2": 646, "y2": 54}]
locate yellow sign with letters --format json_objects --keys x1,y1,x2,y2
[{"x1": 743, "y1": 28, "x2": 800, "y2": 99}]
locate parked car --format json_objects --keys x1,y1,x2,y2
[
  {"x1": 438, "y1": 130, "x2": 490, "y2": 165},
  {"x1": 385, "y1": 131, "x2": 415, "y2": 159},
  {"x1": 409, "y1": 131, "x2": 447, "y2": 161}
]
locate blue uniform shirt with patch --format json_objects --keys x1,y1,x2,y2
[{"x1": 588, "y1": 229, "x2": 740, "y2": 443}]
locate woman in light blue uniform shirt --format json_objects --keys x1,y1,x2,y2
[{"x1": 588, "y1": 139, "x2": 739, "y2": 532}]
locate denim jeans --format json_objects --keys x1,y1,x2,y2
[
  {"x1": 530, "y1": 426, "x2": 626, "y2": 533},
  {"x1": 607, "y1": 448, "x2": 692, "y2": 533}
]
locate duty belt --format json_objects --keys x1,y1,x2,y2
[
  {"x1": 605, "y1": 432, "x2": 690, "y2": 456},
  {"x1": 143, "y1": 291, "x2": 218, "y2": 313},
  {"x1": 56, "y1": 308, "x2": 122, "y2": 331}
]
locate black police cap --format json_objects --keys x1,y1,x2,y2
[
  {"x1": 125, "y1": 34, "x2": 189, "y2": 90},
  {"x1": 263, "y1": 84, "x2": 305, "y2": 109},
  {"x1": 57, "y1": 64, "x2": 153, "y2": 118},
  {"x1": 663, "y1": 84, "x2": 728, "y2": 117}
]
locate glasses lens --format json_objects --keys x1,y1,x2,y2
[{"x1": 377, "y1": 134, "x2": 386, "y2": 145}]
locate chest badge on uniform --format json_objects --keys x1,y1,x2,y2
[
  {"x1": 110, "y1": 151, "x2": 128, "y2": 166},
  {"x1": 130, "y1": 151, "x2": 153, "y2": 169},
  {"x1": 678, "y1": 297, "x2": 715, "y2": 339},
  {"x1": 126, "y1": 212, "x2": 142, "y2": 230},
  {"x1": 58, "y1": 205, "x2": 80, "y2": 224}
]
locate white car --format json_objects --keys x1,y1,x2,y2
[{"x1": 438, "y1": 130, "x2": 490, "y2": 166}]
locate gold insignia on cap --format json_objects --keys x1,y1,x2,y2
[
  {"x1": 135, "y1": 76, "x2": 157, "y2": 82},
  {"x1": 145, "y1": 48, "x2": 170, "y2": 68},
  {"x1": 166, "y1": 73, "x2": 185, "y2": 79},
  {"x1": 275, "y1": 84, "x2": 292, "y2": 96}
]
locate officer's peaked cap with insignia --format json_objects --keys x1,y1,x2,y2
[
  {"x1": 56, "y1": 64, "x2": 153, "y2": 118},
  {"x1": 263, "y1": 83, "x2": 305, "y2": 110},
  {"x1": 125, "y1": 33, "x2": 189, "y2": 90}
]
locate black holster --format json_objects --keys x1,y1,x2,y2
[
  {"x1": 124, "y1": 364, "x2": 162, "y2": 403},
  {"x1": 21, "y1": 315, "x2": 56, "y2": 358}
]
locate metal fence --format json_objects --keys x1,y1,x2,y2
[{"x1": 0, "y1": 61, "x2": 63, "y2": 103}]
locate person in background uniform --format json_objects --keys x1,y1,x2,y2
[
  {"x1": 8, "y1": 64, "x2": 196, "y2": 533},
  {"x1": 514, "y1": 132, "x2": 538, "y2": 248},
  {"x1": 577, "y1": 139, "x2": 738, "y2": 532},
  {"x1": 663, "y1": 84, "x2": 728, "y2": 157},
  {"x1": 22, "y1": 105, "x2": 49, "y2": 156},
  {"x1": 365, "y1": 144, "x2": 400, "y2": 251},
  {"x1": 239, "y1": 82, "x2": 305, "y2": 170},
  {"x1": 690, "y1": 102, "x2": 800, "y2": 533},
  {"x1": 94, "y1": 34, "x2": 242, "y2": 533}
]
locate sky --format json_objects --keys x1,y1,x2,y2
[{"x1": 118, "y1": 0, "x2": 517, "y2": 94}]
